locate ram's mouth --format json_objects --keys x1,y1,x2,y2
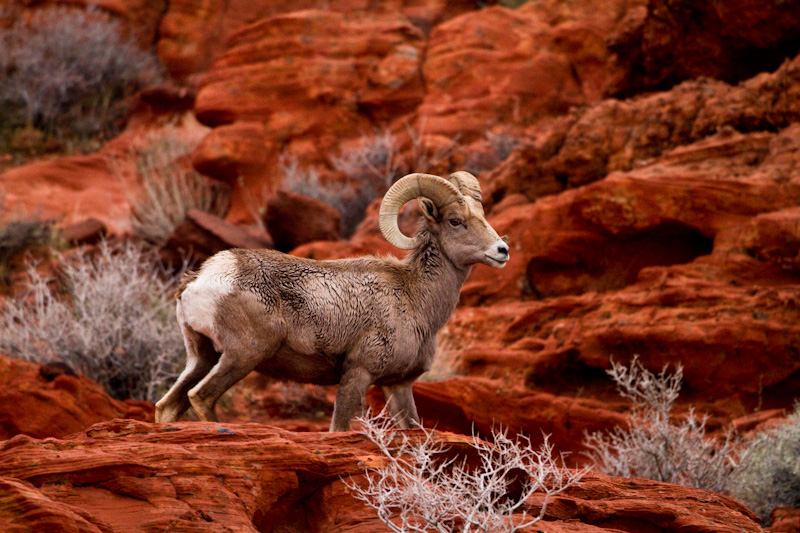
[{"x1": 484, "y1": 254, "x2": 509, "y2": 268}]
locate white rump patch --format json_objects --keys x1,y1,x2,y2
[{"x1": 178, "y1": 251, "x2": 237, "y2": 336}]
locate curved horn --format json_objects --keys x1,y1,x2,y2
[
  {"x1": 448, "y1": 171, "x2": 482, "y2": 202},
  {"x1": 379, "y1": 173, "x2": 463, "y2": 249}
]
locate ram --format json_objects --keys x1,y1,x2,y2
[{"x1": 155, "y1": 171, "x2": 509, "y2": 431}]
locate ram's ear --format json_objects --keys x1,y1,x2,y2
[{"x1": 418, "y1": 197, "x2": 439, "y2": 222}]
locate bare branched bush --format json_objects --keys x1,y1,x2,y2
[
  {"x1": 330, "y1": 129, "x2": 405, "y2": 188},
  {"x1": 125, "y1": 129, "x2": 231, "y2": 244},
  {"x1": 583, "y1": 357, "x2": 739, "y2": 493},
  {"x1": 0, "y1": 5, "x2": 162, "y2": 151},
  {"x1": 282, "y1": 132, "x2": 402, "y2": 237},
  {"x1": 404, "y1": 118, "x2": 460, "y2": 175},
  {"x1": 0, "y1": 240, "x2": 185, "y2": 401},
  {"x1": 729, "y1": 405, "x2": 800, "y2": 524},
  {"x1": 465, "y1": 130, "x2": 522, "y2": 174},
  {"x1": 346, "y1": 413, "x2": 586, "y2": 533},
  {"x1": 282, "y1": 121, "x2": 459, "y2": 237}
]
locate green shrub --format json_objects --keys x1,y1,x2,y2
[
  {"x1": 0, "y1": 240, "x2": 185, "y2": 402},
  {"x1": 729, "y1": 406, "x2": 800, "y2": 524}
]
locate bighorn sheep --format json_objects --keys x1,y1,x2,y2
[{"x1": 155, "y1": 171, "x2": 509, "y2": 431}]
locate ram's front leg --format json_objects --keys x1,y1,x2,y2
[
  {"x1": 330, "y1": 367, "x2": 373, "y2": 432},
  {"x1": 380, "y1": 380, "x2": 420, "y2": 429}
]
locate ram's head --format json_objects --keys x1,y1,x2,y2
[{"x1": 379, "y1": 171, "x2": 509, "y2": 269}]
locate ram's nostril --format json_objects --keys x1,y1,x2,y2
[{"x1": 498, "y1": 245, "x2": 509, "y2": 256}]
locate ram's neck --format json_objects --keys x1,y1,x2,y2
[{"x1": 405, "y1": 233, "x2": 471, "y2": 335}]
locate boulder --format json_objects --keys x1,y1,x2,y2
[
  {"x1": 156, "y1": 0, "x2": 475, "y2": 80},
  {"x1": 770, "y1": 506, "x2": 800, "y2": 533},
  {"x1": 0, "y1": 355, "x2": 152, "y2": 440},
  {"x1": 162, "y1": 208, "x2": 273, "y2": 263},
  {"x1": 265, "y1": 191, "x2": 341, "y2": 251},
  {"x1": 482, "y1": 51, "x2": 800, "y2": 207},
  {"x1": 438, "y1": 286, "x2": 800, "y2": 413},
  {"x1": 194, "y1": 10, "x2": 425, "y2": 130},
  {"x1": 637, "y1": 0, "x2": 800, "y2": 88},
  {"x1": 59, "y1": 219, "x2": 107, "y2": 247},
  {"x1": 418, "y1": 1, "x2": 632, "y2": 141}
]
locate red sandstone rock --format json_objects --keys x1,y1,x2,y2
[
  {"x1": 0, "y1": 114, "x2": 209, "y2": 234},
  {"x1": 194, "y1": 10, "x2": 426, "y2": 130},
  {"x1": 192, "y1": 121, "x2": 276, "y2": 224},
  {"x1": 770, "y1": 507, "x2": 800, "y2": 533},
  {"x1": 265, "y1": 190, "x2": 342, "y2": 251},
  {"x1": 471, "y1": 121, "x2": 800, "y2": 303},
  {"x1": 0, "y1": 355, "x2": 152, "y2": 440},
  {"x1": 482, "y1": 53, "x2": 800, "y2": 207},
  {"x1": 637, "y1": 0, "x2": 800, "y2": 89},
  {"x1": 59, "y1": 218, "x2": 107, "y2": 246},
  {"x1": 289, "y1": 197, "x2": 423, "y2": 261},
  {"x1": 192, "y1": 121, "x2": 270, "y2": 185},
  {"x1": 221, "y1": 374, "x2": 335, "y2": 432},
  {"x1": 0, "y1": 420, "x2": 763, "y2": 532},
  {"x1": 418, "y1": 1, "x2": 633, "y2": 141},
  {"x1": 365, "y1": 377, "x2": 628, "y2": 464},
  {"x1": 733, "y1": 207, "x2": 800, "y2": 274},
  {"x1": 162, "y1": 208, "x2": 273, "y2": 263},
  {"x1": 0, "y1": 154, "x2": 129, "y2": 233},
  {"x1": 438, "y1": 282, "x2": 800, "y2": 415},
  {"x1": 156, "y1": 0, "x2": 476, "y2": 80}
]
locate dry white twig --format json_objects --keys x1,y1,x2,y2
[
  {"x1": 125, "y1": 128, "x2": 230, "y2": 244},
  {"x1": 346, "y1": 412, "x2": 587, "y2": 533},
  {"x1": 0, "y1": 240, "x2": 185, "y2": 401},
  {"x1": 584, "y1": 356, "x2": 740, "y2": 493}
]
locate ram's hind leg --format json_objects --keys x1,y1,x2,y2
[
  {"x1": 187, "y1": 315, "x2": 283, "y2": 422},
  {"x1": 186, "y1": 348, "x2": 268, "y2": 422},
  {"x1": 155, "y1": 324, "x2": 219, "y2": 423}
]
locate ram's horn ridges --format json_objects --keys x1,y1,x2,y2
[
  {"x1": 447, "y1": 171, "x2": 482, "y2": 202},
  {"x1": 379, "y1": 173, "x2": 463, "y2": 250}
]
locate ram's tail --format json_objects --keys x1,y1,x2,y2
[{"x1": 175, "y1": 269, "x2": 199, "y2": 299}]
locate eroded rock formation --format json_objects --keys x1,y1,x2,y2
[{"x1": 0, "y1": 420, "x2": 763, "y2": 532}]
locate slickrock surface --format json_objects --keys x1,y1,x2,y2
[
  {"x1": 0, "y1": 420, "x2": 762, "y2": 532},
  {"x1": 0, "y1": 356, "x2": 152, "y2": 441}
]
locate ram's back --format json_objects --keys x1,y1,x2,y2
[{"x1": 180, "y1": 249, "x2": 412, "y2": 367}]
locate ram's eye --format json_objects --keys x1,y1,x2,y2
[{"x1": 449, "y1": 219, "x2": 462, "y2": 227}]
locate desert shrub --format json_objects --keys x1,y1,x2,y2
[
  {"x1": 346, "y1": 413, "x2": 586, "y2": 533},
  {"x1": 0, "y1": 240, "x2": 185, "y2": 402},
  {"x1": 583, "y1": 357, "x2": 739, "y2": 493},
  {"x1": 465, "y1": 130, "x2": 522, "y2": 174},
  {"x1": 125, "y1": 128, "x2": 231, "y2": 244},
  {"x1": 281, "y1": 154, "x2": 370, "y2": 237},
  {"x1": 401, "y1": 118, "x2": 460, "y2": 177},
  {"x1": 0, "y1": 196, "x2": 54, "y2": 281},
  {"x1": 283, "y1": 131, "x2": 404, "y2": 237},
  {"x1": 330, "y1": 129, "x2": 405, "y2": 188},
  {"x1": 282, "y1": 120, "x2": 459, "y2": 237},
  {"x1": 728, "y1": 406, "x2": 800, "y2": 524},
  {"x1": 0, "y1": 5, "x2": 162, "y2": 153}
]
